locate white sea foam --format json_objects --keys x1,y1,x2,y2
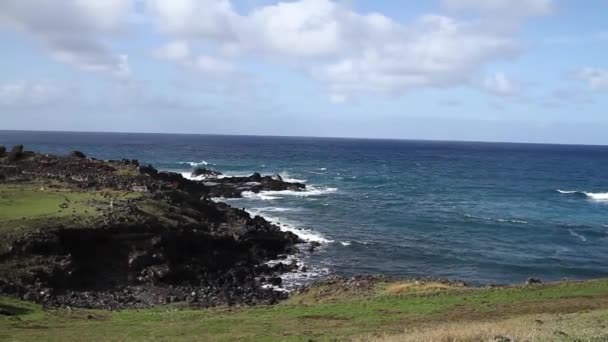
[
  {"x1": 178, "y1": 160, "x2": 210, "y2": 167},
  {"x1": 240, "y1": 186, "x2": 337, "y2": 200},
  {"x1": 497, "y1": 218, "x2": 528, "y2": 224},
  {"x1": 584, "y1": 192, "x2": 608, "y2": 201},
  {"x1": 464, "y1": 214, "x2": 527, "y2": 225},
  {"x1": 245, "y1": 209, "x2": 333, "y2": 244},
  {"x1": 569, "y1": 229, "x2": 587, "y2": 242},
  {"x1": 180, "y1": 172, "x2": 206, "y2": 181},
  {"x1": 262, "y1": 253, "x2": 331, "y2": 291},
  {"x1": 557, "y1": 189, "x2": 608, "y2": 201},
  {"x1": 242, "y1": 191, "x2": 281, "y2": 201},
  {"x1": 255, "y1": 207, "x2": 300, "y2": 213},
  {"x1": 340, "y1": 241, "x2": 351, "y2": 246},
  {"x1": 279, "y1": 171, "x2": 307, "y2": 183}
]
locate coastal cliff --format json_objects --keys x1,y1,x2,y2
[{"x1": 0, "y1": 145, "x2": 309, "y2": 309}]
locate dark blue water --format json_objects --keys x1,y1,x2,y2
[{"x1": 3, "y1": 130, "x2": 608, "y2": 285}]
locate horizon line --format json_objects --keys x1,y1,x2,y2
[{"x1": 1, "y1": 129, "x2": 607, "y2": 148}]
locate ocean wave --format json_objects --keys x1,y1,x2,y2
[
  {"x1": 339, "y1": 240, "x2": 370, "y2": 246},
  {"x1": 245, "y1": 209, "x2": 333, "y2": 244},
  {"x1": 242, "y1": 191, "x2": 281, "y2": 201},
  {"x1": 557, "y1": 189, "x2": 608, "y2": 201},
  {"x1": 279, "y1": 171, "x2": 307, "y2": 183},
  {"x1": 464, "y1": 214, "x2": 527, "y2": 225},
  {"x1": 254, "y1": 207, "x2": 300, "y2": 213},
  {"x1": 568, "y1": 229, "x2": 587, "y2": 242},
  {"x1": 180, "y1": 172, "x2": 205, "y2": 181},
  {"x1": 241, "y1": 186, "x2": 337, "y2": 200},
  {"x1": 178, "y1": 160, "x2": 210, "y2": 167}
]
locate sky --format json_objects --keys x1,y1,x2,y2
[{"x1": 0, "y1": 0, "x2": 607, "y2": 144}]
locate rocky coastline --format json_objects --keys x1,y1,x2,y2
[{"x1": 0, "y1": 145, "x2": 313, "y2": 309}]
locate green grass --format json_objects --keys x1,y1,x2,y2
[
  {"x1": 2, "y1": 279, "x2": 608, "y2": 341},
  {"x1": 0, "y1": 183, "x2": 140, "y2": 232}
]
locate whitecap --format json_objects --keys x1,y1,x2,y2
[
  {"x1": 584, "y1": 192, "x2": 608, "y2": 201},
  {"x1": 242, "y1": 186, "x2": 337, "y2": 200},
  {"x1": 178, "y1": 160, "x2": 210, "y2": 167},
  {"x1": 340, "y1": 241, "x2": 351, "y2": 246},
  {"x1": 568, "y1": 229, "x2": 587, "y2": 242},
  {"x1": 557, "y1": 189, "x2": 608, "y2": 201}
]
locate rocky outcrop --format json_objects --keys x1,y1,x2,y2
[
  {"x1": 204, "y1": 173, "x2": 305, "y2": 198},
  {"x1": 0, "y1": 146, "x2": 306, "y2": 309}
]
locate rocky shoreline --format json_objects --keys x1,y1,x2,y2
[{"x1": 0, "y1": 145, "x2": 314, "y2": 309}]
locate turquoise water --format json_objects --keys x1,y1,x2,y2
[{"x1": 3, "y1": 131, "x2": 608, "y2": 285}]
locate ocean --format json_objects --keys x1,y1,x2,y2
[{"x1": 3, "y1": 130, "x2": 608, "y2": 286}]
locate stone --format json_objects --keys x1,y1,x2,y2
[
  {"x1": 69, "y1": 151, "x2": 86, "y2": 158},
  {"x1": 6, "y1": 145, "x2": 24, "y2": 162},
  {"x1": 249, "y1": 172, "x2": 262, "y2": 182},
  {"x1": 0, "y1": 145, "x2": 6, "y2": 157},
  {"x1": 191, "y1": 168, "x2": 222, "y2": 178},
  {"x1": 526, "y1": 278, "x2": 542, "y2": 285}
]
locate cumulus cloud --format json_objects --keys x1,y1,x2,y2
[
  {"x1": 577, "y1": 67, "x2": 608, "y2": 90},
  {"x1": 0, "y1": 0, "x2": 132, "y2": 76},
  {"x1": 482, "y1": 72, "x2": 520, "y2": 97},
  {"x1": 146, "y1": 0, "x2": 545, "y2": 101}
]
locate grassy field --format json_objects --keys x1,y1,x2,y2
[
  {"x1": 0, "y1": 183, "x2": 139, "y2": 231},
  {"x1": 1, "y1": 279, "x2": 608, "y2": 341}
]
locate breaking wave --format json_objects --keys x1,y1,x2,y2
[
  {"x1": 557, "y1": 190, "x2": 608, "y2": 201},
  {"x1": 178, "y1": 160, "x2": 211, "y2": 167}
]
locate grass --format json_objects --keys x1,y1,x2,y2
[
  {"x1": 0, "y1": 183, "x2": 139, "y2": 232},
  {"x1": 1, "y1": 279, "x2": 608, "y2": 341},
  {"x1": 358, "y1": 309, "x2": 608, "y2": 341}
]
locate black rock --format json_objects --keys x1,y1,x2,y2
[
  {"x1": 6, "y1": 145, "x2": 24, "y2": 162},
  {"x1": 249, "y1": 172, "x2": 262, "y2": 182},
  {"x1": 526, "y1": 277, "x2": 542, "y2": 285},
  {"x1": 69, "y1": 151, "x2": 86, "y2": 159},
  {"x1": 191, "y1": 168, "x2": 222, "y2": 178},
  {"x1": 0, "y1": 145, "x2": 6, "y2": 157},
  {"x1": 268, "y1": 277, "x2": 282, "y2": 286}
]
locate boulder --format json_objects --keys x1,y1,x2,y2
[
  {"x1": 69, "y1": 151, "x2": 86, "y2": 159},
  {"x1": 526, "y1": 277, "x2": 542, "y2": 285},
  {"x1": 249, "y1": 172, "x2": 262, "y2": 182},
  {"x1": 0, "y1": 145, "x2": 6, "y2": 157},
  {"x1": 6, "y1": 145, "x2": 24, "y2": 162},
  {"x1": 191, "y1": 168, "x2": 222, "y2": 178}
]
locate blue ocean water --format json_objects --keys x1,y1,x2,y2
[{"x1": 3, "y1": 130, "x2": 608, "y2": 285}]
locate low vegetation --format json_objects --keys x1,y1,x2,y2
[{"x1": 1, "y1": 278, "x2": 608, "y2": 341}]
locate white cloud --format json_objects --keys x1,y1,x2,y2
[
  {"x1": 0, "y1": 0, "x2": 133, "y2": 77},
  {"x1": 577, "y1": 67, "x2": 608, "y2": 90},
  {"x1": 146, "y1": 0, "x2": 541, "y2": 101},
  {"x1": 442, "y1": 0, "x2": 553, "y2": 18},
  {"x1": 0, "y1": 81, "x2": 69, "y2": 106},
  {"x1": 194, "y1": 55, "x2": 237, "y2": 75},
  {"x1": 482, "y1": 72, "x2": 520, "y2": 97},
  {"x1": 154, "y1": 40, "x2": 190, "y2": 61}
]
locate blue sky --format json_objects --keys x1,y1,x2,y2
[{"x1": 1, "y1": 0, "x2": 607, "y2": 144}]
